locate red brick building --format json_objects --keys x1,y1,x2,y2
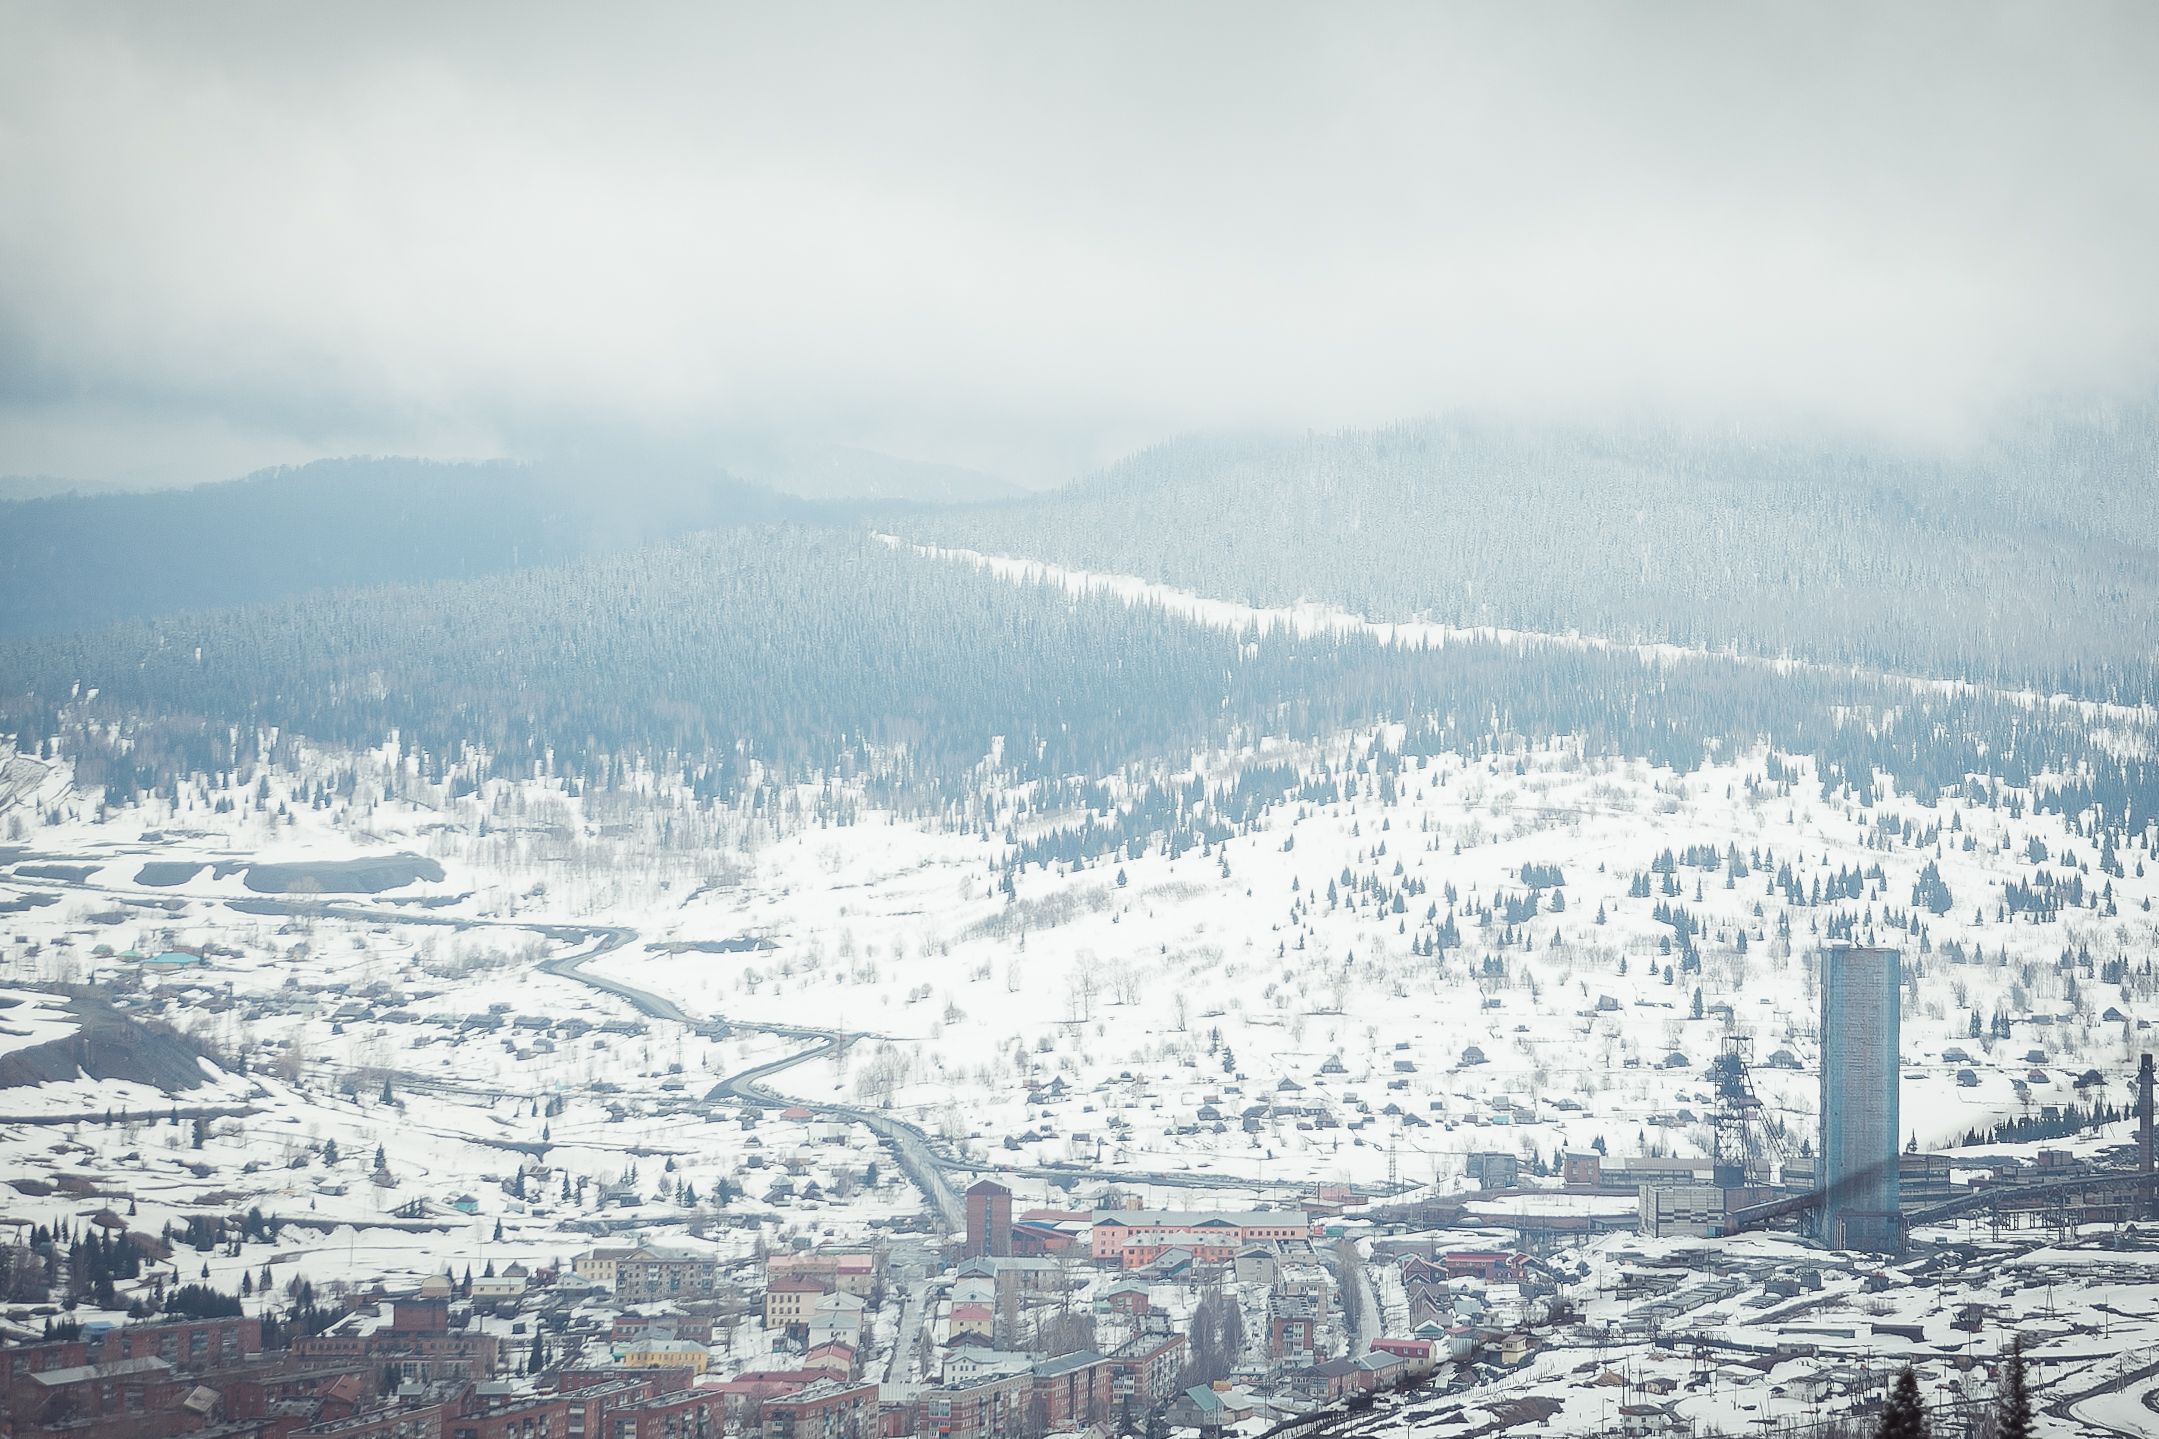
[
  {"x1": 297, "y1": 1302, "x2": 498, "y2": 1382},
  {"x1": 1438, "y1": 1252, "x2": 1523, "y2": 1284},
  {"x1": 106, "y1": 1315, "x2": 264, "y2": 1370},
  {"x1": 1088, "y1": 1213, "x2": 1312, "y2": 1268},
  {"x1": 1367, "y1": 1339, "x2": 1435, "y2": 1378},
  {"x1": 0, "y1": 1340, "x2": 92, "y2": 1387},
  {"x1": 1289, "y1": 1359, "x2": 1360, "y2": 1403},
  {"x1": 1267, "y1": 1306, "x2": 1318, "y2": 1361},
  {"x1": 445, "y1": 1390, "x2": 568, "y2": 1439},
  {"x1": 760, "y1": 1381, "x2": 877, "y2": 1439},
  {"x1": 598, "y1": 1385, "x2": 725, "y2": 1439},
  {"x1": 707, "y1": 1377, "x2": 806, "y2": 1434},
  {"x1": 1106, "y1": 1335, "x2": 1185, "y2": 1413},
  {"x1": 301, "y1": 1396, "x2": 456, "y2": 1439},
  {"x1": 962, "y1": 1184, "x2": 1012, "y2": 1261},
  {"x1": 922, "y1": 1348, "x2": 1178, "y2": 1439},
  {"x1": 6, "y1": 1354, "x2": 192, "y2": 1433},
  {"x1": 1027, "y1": 1353, "x2": 1112, "y2": 1433},
  {"x1": 920, "y1": 1372, "x2": 1030, "y2": 1439}
]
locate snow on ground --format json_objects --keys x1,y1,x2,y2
[
  {"x1": 4, "y1": 728, "x2": 2159, "y2": 1434},
  {"x1": 0, "y1": 988, "x2": 84, "y2": 1057},
  {"x1": 7, "y1": 732, "x2": 2158, "y2": 1208},
  {"x1": 574, "y1": 737, "x2": 2158, "y2": 1194}
]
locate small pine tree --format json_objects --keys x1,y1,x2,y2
[
  {"x1": 1878, "y1": 1364, "x2": 1927, "y2": 1439},
  {"x1": 1998, "y1": 1341, "x2": 2032, "y2": 1439}
]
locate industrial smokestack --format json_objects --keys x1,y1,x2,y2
[{"x1": 1818, "y1": 945, "x2": 1901, "y2": 1251}]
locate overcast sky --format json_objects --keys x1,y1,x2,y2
[{"x1": 2, "y1": 3, "x2": 2155, "y2": 488}]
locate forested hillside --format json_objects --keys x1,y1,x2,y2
[
  {"x1": 4, "y1": 526, "x2": 2154, "y2": 827},
  {"x1": 892, "y1": 409, "x2": 2159, "y2": 704},
  {"x1": 0, "y1": 455, "x2": 847, "y2": 640}
]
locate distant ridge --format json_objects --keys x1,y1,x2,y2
[
  {"x1": 893, "y1": 408, "x2": 2159, "y2": 706},
  {"x1": 0, "y1": 455, "x2": 849, "y2": 640}
]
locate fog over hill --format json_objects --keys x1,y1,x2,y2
[
  {"x1": 0, "y1": 455, "x2": 846, "y2": 639},
  {"x1": 4, "y1": 12, "x2": 2159, "y2": 1432},
  {"x1": 893, "y1": 409, "x2": 2159, "y2": 705}
]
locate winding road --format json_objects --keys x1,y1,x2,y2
[
  {"x1": 533, "y1": 928, "x2": 1304, "y2": 1222},
  {"x1": 4, "y1": 864, "x2": 1308, "y2": 1225},
  {"x1": 2050, "y1": 1350, "x2": 2159, "y2": 1438}
]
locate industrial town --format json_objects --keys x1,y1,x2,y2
[
  {"x1": 3, "y1": 724, "x2": 2158, "y2": 1439},
  {"x1": 9, "y1": 7, "x2": 2159, "y2": 1437}
]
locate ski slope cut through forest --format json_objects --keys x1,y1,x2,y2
[{"x1": 889, "y1": 536, "x2": 2159, "y2": 730}]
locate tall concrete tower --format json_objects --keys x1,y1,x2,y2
[{"x1": 1818, "y1": 945, "x2": 1901, "y2": 1251}]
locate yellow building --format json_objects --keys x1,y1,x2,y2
[
  {"x1": 765, "y1": 1277, "x2": 829, "y2": 1328},
  {"x1": 574, "y1": 1247, "x2": 634, "y2": 1287},
  {"x1": 620, "y1": 1339, "x2": 709, "y2": 1374}
]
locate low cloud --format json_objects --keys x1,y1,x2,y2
[{"x1": 3, "y1": 3, "x2": 2155, "y2": 486}]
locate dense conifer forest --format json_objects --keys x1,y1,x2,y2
[
  {"x1": 0, "y1": 455, "x2": 851, "y2": 640},
  {"x1": 894, "y1": 409, "x2": 2159, "y2": 704},
  {"x1": 4, "y1": 524, "x2": 2154, "y2": 827}
]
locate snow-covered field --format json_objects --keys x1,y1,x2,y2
[{"x1": 4, "y1": 725, "x2": 2157, "y2": 1428}]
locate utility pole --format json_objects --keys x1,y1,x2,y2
[{"x1": 2139, "y1": 1052, "x2": 2154, "y2": 1220}]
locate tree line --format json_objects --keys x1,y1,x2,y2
[
  {"x1": 895, "y1": 406, "x2": 2159, "y2": 705},
  {"x1": 4, "y1": 525, "x2": 2157, "y2": 832}
]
